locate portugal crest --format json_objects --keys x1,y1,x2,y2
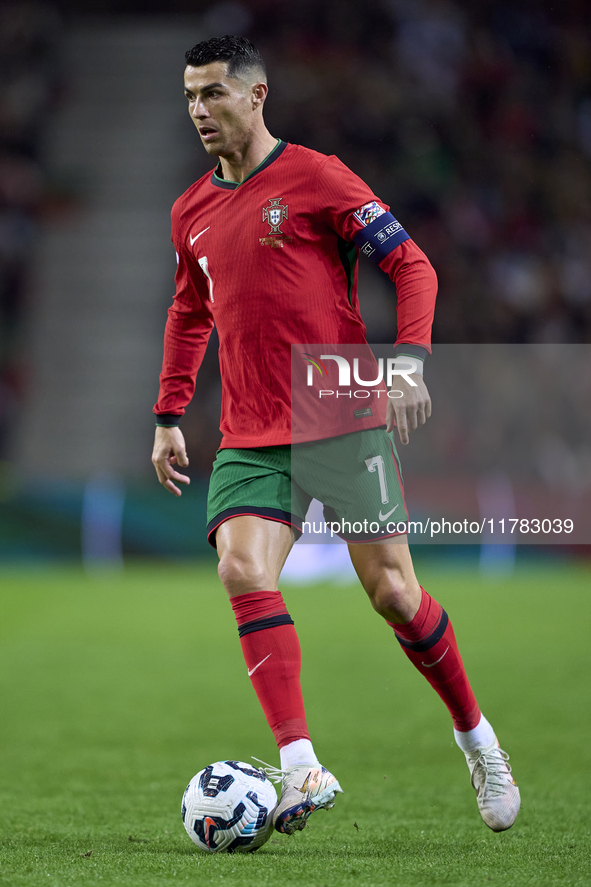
[{"x1": 262, "y1": 197, "x2": 288, "y2": 234}]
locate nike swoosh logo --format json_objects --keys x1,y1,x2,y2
[
  {"x1": 247, "y1": 652, "x2": 272, "y2": 677},
  {"x1": 297, "y1": 774, "x2": 311, "y2": 794},
  {"x1": 378, "y1": 505, "x2": 399, "y2": 521},
  {"x1": 190, "y1": 226, "x2": 210, "y2": 245},
  {"x1": 421, "y1": 646, "x2": 449, "y2": 668}
]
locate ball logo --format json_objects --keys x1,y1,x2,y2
[
  {"x1": 199, "y1": 765, "x2": 234, "y2": 796},
  {"x1": 204, "y1": 816, "x2": 218, "y2": 848}
]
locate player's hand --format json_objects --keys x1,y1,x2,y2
[
  {"x1": 386, "y1": 374, "x2": 431, "y2": 445},
  {"x1": 152, "y1": 426, "x2": 190, "y2": 496}
]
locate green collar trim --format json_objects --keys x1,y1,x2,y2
[{"x1": 211, "y1": 139, "x2": 286, "y2": 190}]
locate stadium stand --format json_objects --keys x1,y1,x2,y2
[{"x1": 2, "y1": 0, "x2": 590, "y2": 558}]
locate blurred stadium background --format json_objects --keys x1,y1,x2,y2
[{"x1": 1, "y1": 0, "x2": 590, "y2": 565}]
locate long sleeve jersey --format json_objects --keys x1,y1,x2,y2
[{"x1": 154, "y1": 139, "x2": 437, "y2": 447}]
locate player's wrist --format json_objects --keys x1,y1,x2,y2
[
  {"x1": 393, "y1": 343, "x2": 428, "y2": 361},
  {"x1": 155, "y1": 414, "x2": 182, "y2": 428},
  {"x1": 392, "y1": 344, "x2": 428, "y2": 377}
]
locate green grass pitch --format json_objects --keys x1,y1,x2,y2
[{"x1": 0, "y1": 558, "x2": 590, "y2": 886}]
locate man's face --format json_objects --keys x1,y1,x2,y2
[{"x1": 184, "y1": 61, "x2": 262, "y2": 157}]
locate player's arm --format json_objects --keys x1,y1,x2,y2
[
  {"x1": 317, "y1": 155, "x2": 437, "y2": 445},
  {"x1": 377, "y1": 240, "x2": 436, "y2": 444},
  {"x1": 152, "y1": 240, "x2": 214, "y2": 495}
]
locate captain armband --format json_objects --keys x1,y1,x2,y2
[{"x1": 353, "y1": 211, "x2": 410, "y2": 263}]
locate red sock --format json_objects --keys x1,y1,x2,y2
[
  {"x1": 389, "y1": 588, "x2": 481, "y2": 731},
  {"x1": 231, "y1": 590, "x2": 309, "y2": 748}
]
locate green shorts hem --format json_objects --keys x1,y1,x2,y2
[{"x1": 206, "y1": 507, "x2": 302, "y2": 549}]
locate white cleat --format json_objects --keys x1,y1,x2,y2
[
  {"x1": 464, "y1": 738, "x2": 521, "y2": 831},
  {"x1": 254, "y1": 759, "x2": 343, "y2": 835}
]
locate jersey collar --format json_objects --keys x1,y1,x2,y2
[{"x1": 210, "y1": 139, "x2": 287, "y2": 190}]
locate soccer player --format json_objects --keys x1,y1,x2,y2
[{"x1": 152, "y1": 36, "x2": 520, "y2": 836}]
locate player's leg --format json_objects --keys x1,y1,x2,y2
[
  {"x1": 216, "y1": 514, "x2": 307, "y2": 750},
  {"x1": 206, "y1": 443, "x2": 313, "y2": 763},
  {"x1": 215, "y1": 514, "x2": 342, "y2": 833},
  {"x1": 348, "y1": 538, "x2": 480, "y2": 727},
  {"x1": 348, "y1": 539, "x2": 520, "y2": 831}
]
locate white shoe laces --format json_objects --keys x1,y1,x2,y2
[
  {"x1": 472, "y1": 747, "x2": 513, "y2": 796},
  {"x1": 252, "y1": 757, "x2": 285, "y2": 784}
]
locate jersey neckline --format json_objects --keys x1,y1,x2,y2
[{"x1": 210, "y1": 139, "x2": 287, "y2": 190}]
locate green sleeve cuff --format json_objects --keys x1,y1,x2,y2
[
  {"x1": 155, "y1": 414, "x2": 181, "y2": 427},
  {"x1": 393, "y1": 343, "x2": 429, "y2": 362}
]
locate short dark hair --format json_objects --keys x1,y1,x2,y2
[{"x1": 185, "y1": 36, "x2": 266, "y2": 81}]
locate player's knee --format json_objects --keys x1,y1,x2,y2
[
  {"x1": 368, "y1": 579, "x2": 406, "y2": 617},
  {"x1": 217, "y1": 551, "x2": 269, "y2": 597},
  {"x1": 366, "y1": 572, "x2": 420, "y2": 623}
]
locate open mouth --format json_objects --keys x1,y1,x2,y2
[{"x1": 199, "y1": 127, "x2": 218, "y2": 140}]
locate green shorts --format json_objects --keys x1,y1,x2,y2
[{"x1": 206, "y1": 427, "x2": 408, "y2": 547}]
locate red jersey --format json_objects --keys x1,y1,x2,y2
[{"x1": 154, "y1": 140, "x2": 437, "y2": 447}]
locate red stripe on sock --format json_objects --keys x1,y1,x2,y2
[
  {"x1": 231, "y1": 591, "x2": 310, "y2": 747},
  {"x1": 390, "y1": 588, "x2": 481, "y2": 731}
]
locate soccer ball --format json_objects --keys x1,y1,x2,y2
[{"x1": 181, "y1": 760, "x2": 278, "y2": 853}]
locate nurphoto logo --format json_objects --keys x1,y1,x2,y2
[{"x1": 302, "y1": 353, "x2": 419, "y2": 397}]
